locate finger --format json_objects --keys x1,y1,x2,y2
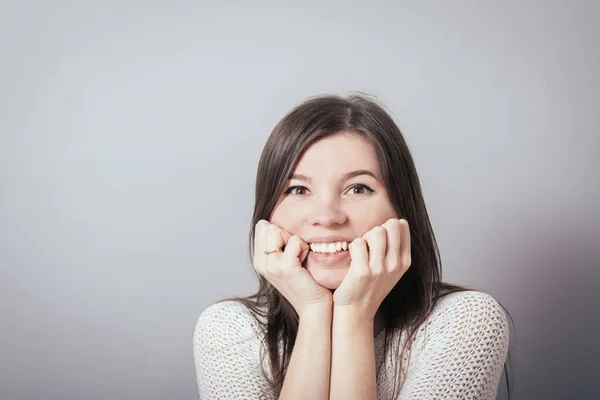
[
  {"x1": 265, "y1": 223, "x2": 285, "y2": 255},
  {"x1": 364, "y1": 226, "x2": 386, "y2": 274},
  {"x1": 348, "y1": 237, "x2": 369, "y2": 277},
  {"x1": 382, "y1": 218, "x2": 402, "y2": 272},
  {"x1": 261, "y1": 223, "x2": 284, "y2": 276},
  {"x1": 281, "y1": 235, "x2": 310, "y2": 268},
  {"x1": 399, "y1": 219, "x2": 412, "y2": 270}
]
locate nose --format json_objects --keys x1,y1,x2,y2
[{"x1": 307, "y1": 197, "x2": 347, "y2": 226}]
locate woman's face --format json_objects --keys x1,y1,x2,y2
[{"x1": 270, "y1": 131, "x2": 398, "y2": 290}]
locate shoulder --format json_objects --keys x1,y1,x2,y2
[
  {"x1": 420, "y1": 290, "x2": 510, "y2": 349},
  {"x1": 431, "y1": 290, "x2": 508, "y2": 325},
  {"x1": 396, "y1": 291, "x2": 510, "y2": 397},
  {"x1": 193, "y1": 300, "x2": 263, "y2": 352},
  {"x1": 193, "y1": 301, "x2": 275, "y2": 398}
]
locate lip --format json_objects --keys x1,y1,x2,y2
[
  {"x1": 308, "y1": 249, "x2": 351, "y2": 266},
  {"x1": 304, "y1": 235, "x2": 354, "y2": 244}
]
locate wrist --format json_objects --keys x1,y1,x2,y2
[
  {"x1": 333, "y1": 306, "x2": 374, "y2": 326},
  {"x1": 333, "y1": 302, "x2": 373, "y2": 316},
  {"x1": 298, "y1": 300, "x2": 333, "y2": 322}
]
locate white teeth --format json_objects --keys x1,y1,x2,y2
[{"x1": 309, "y1": 241, "x2": 349, "y2": 253}]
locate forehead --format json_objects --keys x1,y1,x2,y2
[{"x1": 292, "y1": 132, "x2": 381, "y2": 177}]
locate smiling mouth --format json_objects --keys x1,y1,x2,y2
[
  {"x1": 306, "y1": 249, "x2": 351, "y2": 266},
  {"x1": 280, "y1": 245, "x2": 351, "y2": 255}
]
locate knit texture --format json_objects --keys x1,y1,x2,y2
[{"x1": 193, "y1": 291, "x2": 509, "y2": 399}]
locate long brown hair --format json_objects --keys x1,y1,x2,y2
[{"x1": 221, "y1": 93, "x2": 514, "y2": 399}]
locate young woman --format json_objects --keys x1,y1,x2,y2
[{"x1": 193, "y1": 93, "x2": 512, "y2": 399}]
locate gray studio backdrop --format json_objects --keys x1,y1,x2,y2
[{"x1": 1, "y1": 1, "x2": 598, "y2": 399}]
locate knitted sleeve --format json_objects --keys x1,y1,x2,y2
[
  {"x1": 193, "y1": 301, "x2": 275, "y2": 400},
  {"x1": 399, "y1": 291, "x2": 510, "y2": 400}
]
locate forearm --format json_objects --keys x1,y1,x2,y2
[
  {"x1": 279, "y1": 303, "x2": 332, "y2": 400},
  {"x1": 329, "y1": 308, "x2": 377, "y2": 400}
]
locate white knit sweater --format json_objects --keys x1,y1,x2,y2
[{"x1": 193, "y1": 291, "x2": 510, "y2": 399}]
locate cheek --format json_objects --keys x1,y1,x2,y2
[
  {"x1": 270, "y1": 203, "x2": 303, "y2": 229},
  {"x1": 352, "y1": 213, "x2": 390, "y2": 233},
  {"x1": 353, "y1": 203, "x2": 397, "y2": 228}
]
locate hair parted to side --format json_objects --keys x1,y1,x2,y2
[{"x1": 220, "y1": 92, "x2": 514, "y2": 399}]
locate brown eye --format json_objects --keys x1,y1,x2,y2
[
  {"x1": 284, "y1": 186, "x2": 308, "y2": 196},
  {"x1": 348, "y1": 184, "x2": 374, "y2": 195}
]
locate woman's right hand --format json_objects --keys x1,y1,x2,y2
[{"x1": 253, "y1": 219, "x2": 333, "y2": 317}]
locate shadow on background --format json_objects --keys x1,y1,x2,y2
[{"x1": 494, "y1": 211, "x2": 599, "y2": 400}]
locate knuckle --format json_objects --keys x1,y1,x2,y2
[
  {"x1": 353, "y1": 237, "x2": 365, "y2": 246},
  {"x1": 387, "y1": 219, "x2": 401, "y2": 230},
  {"x1": 254, "y1": 224, "x2": 265, "y2": 238},
  {"x1": 267, "y1": 224, "x2": 279, "y2": 236},
  {"x1": 380, "y1": 220, "x2": 392, "y2": 230},
  {"x1": 357, "y1": 269, "x2": 371, "y2": 279},
  {"x1": 371, "y1": 227, "x2": 386, "y2": 238},
  {"x1": 256, "y1": 219, "x2": 267, "y2": 229}
]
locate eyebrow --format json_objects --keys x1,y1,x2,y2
[{"x1": 289, "y1": 169, "x2": 380, "y2": 183}]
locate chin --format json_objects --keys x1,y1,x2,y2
[{"x1": 305, "y1": 265, "x2": 348, "y2": 290}]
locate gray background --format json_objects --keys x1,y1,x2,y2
[{"x1": 1, "y1": 1, "x2": 599, "y2": 399}]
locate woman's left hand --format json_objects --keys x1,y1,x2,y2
[{"x1": 332, "y1": 218, "x2": 412, "y2": 320}]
